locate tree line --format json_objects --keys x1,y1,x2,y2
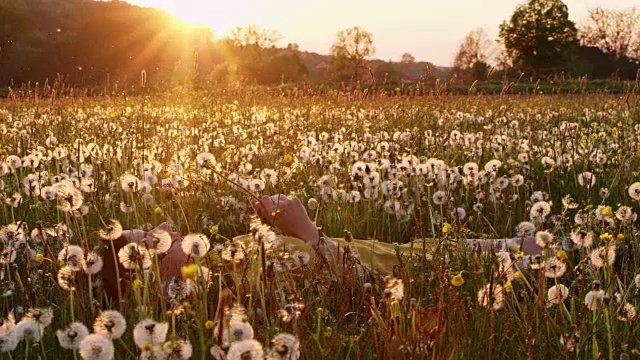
[
  {"x1": 0, "y1": 0, "x2": 638, "y2": 90},
  {"x1": 452, "y1": 0, "x2": 640, "y2": 81}
]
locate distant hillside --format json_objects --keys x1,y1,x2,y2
[{"x1": 299, "y1": 51, "x2": 451, "y2": 83}]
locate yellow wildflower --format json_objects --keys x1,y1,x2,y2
[
  {"x1": 504, "y1": 281, "x2": 513, "y2": 293},
  {"x1": 442, "y1": 222, "x2": 452, "y2": 234},
  {"x1": 451, "y1": 272, "x2": 465, "y2": 287},
  {"x1": 181, "y1": 264, "x2": 199, "y2": 280},
  {"x1": 205, "y1": 320, "x2": 215, "y2": 329},
  {"x1": 514, "y1": 271, "x2": 523, "y2": 281},
  {"x1": 35, "y1": 253, "x2": 44, "y2": 262},
  {"x1": 325, "y1": 327, "x2": 333, "y2": 337},
  {"x1": 133, "y1": 279, "x2": 143, "y2": 289},
  {"x1": 601, "y1": 206, "x2": 613, "y2": 217},
  {"x1": 556, "y1": 250, "x2": 567, "y2": 261},
  {"x1": 600, "y1": 233, "x2": 613, "y2": 241},
  {"x1": 154, "y1": 206, "x2": 162, "y2": 215}
]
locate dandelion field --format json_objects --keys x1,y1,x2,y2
[{"x1": 1, "y1": 90, "x2": 640, "y2": 359}]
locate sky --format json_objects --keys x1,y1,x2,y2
[{"x1": 124, "y1": 0, "x2": 638, "y2": 66}]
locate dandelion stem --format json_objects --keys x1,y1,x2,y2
[
  {"x1": 117, "y1": 337, "x2": 137, "y2": 359},
  {"x1": 108, "y1": 238, "x2": 123, "y2": 309},
  {"x1": 208, "y1": 166, "x2": 261, "y2": 202},
  {"x1": 604, "y1": 307, "x2": 613, "y2": 360},
  {"x1": 70, "y1": 288, "x2": 75, "y2": 322},
  {"x1": 87, "y1": 274, "x2": 94, "y2": 318}
]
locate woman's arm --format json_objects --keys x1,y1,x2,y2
[
  {"x1": 462, "y1": 236, "x2": 541, "y2": 255},
  {"x1": 255, "y1": 195, "x2": 344, "y2": 267}
]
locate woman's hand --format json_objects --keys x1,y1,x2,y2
[
  {"x1": 121, "y1": 222, "x2": 180, "y2": 245},
  {"x1": 255, "y1": 195, "x2": 320, "y2": 246}
]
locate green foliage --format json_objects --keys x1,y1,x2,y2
[
  {"x1": 499, "y1": 0, "x2": 578, "y2": 74},
  {"x1": 221, "y1": 28, "x2": 308, "y2": 85}
]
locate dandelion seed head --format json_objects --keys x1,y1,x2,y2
[
  {"x1": 589, "y1": 244, "x2": 616, "y2": 268},
  {"x1": 57, "y1": 266, "x2": 76, "y2": 291},
  {"x1": 181, "y1": 234, "x2": 210, "y2": 257},
  {"x1": 516, "y1": 221, "x2": 536, "y2": 237},
  {"x1": 133, "y1": 319, "x2": 168, "y2": 348},
  {"x1": 547, "y1": 284, "x2": 569, "y2": 305},
  {"x1": 78, "y1": 333, "x2": 114, "y2": 360},
  {"x1": 93, "y1": 310, "x2": 126, "y2": 339},
  {"x1": 84, "y1": 252, "x2": 104, "y2": 275},
  {"x1": 226, "y1": 339, "x2": 264, "y2": 360},
  {"x1": 221, "y1": 321, "x2": 254, "y2": 346},
  {"x1": 268, "y1": 333, "x2": 301, "y2": 360},
  {"x1": 98, "y1": 220, "x2": 123, "y2": 241},
  {"x1": 14, "y1": 318, "x2": 43, "y2": 342},
  {"x1": 584, "y1": 290, "x2": 605, "y2": 311},
  {"x1": 56, "y1": 322, "x2": 89, "y2": 350},
  {"x1": 162, "y1": 339, "x2": 192, "y2": 360},
  {"x1": 140, "y1": 230, "x2": 172, "y2": 254},
  {"x1": 628, "y1": 182, "x2": 640, "y2": 200}
]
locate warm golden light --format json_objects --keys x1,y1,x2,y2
[
  {"x1": 124, "y1": 0, "x2": 259, "y2": 38},
  {"x1": 125, "y1": 0, "x2": 640, "y2": 66}
]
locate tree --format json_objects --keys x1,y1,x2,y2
[
  {"x1": 224, "y1": 25, "x2": 286, "y2": 84},
  {"x1": 453, "y1": 28, "x2": 494, "y2": 79},
  {"x1": 227, "y1": 25, "x2": 282, "y2": 49},
  {"x1": 329, "y1": 26, "x2": 375, "y2": 82},
  {"x1": 499, "y1": 0, "x2": 578, "y2": 74},
  {"x1": 579, "y1": 7, "x2": 640, "y2": 60},
  {"x1": 400, "y1": 52, "x2": 415, "y2": 64}
]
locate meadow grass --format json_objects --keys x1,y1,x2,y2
[{"x1": 1, "y1": 90, "x2": 640, "y2": 359}]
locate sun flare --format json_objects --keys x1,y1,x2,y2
[{"x1": 125, "y1": 0, "x2": 253, "y2": 37}]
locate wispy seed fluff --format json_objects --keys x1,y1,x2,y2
[
  {"x1": 98, "y1": 220, "x2": 123, "y2": 241},
  {"x1": 268, "y1": 333, "x2": 301, "y2": 360},
  {"x1": 139, "y1": 230, "x2": 172, "y2": 254},
  {"x1": 162, "y1": 339, "x2": 193, "y2": 360},
  {"x1": 226, "y1": 339, "x2": 264, "y2": 360},
  {"x1": 181, "y1": 233, "x2": 210, "y2": 257},
  {"x1": 118, "y1": 243, "x2": 151, "y2": 270},
  {"x1": 78, "y1": 334, "x2": 114, "y2": 360},
  {"x1": 56, "y1": 322, "x2": 89, "y2": 350},
  {"x1": 93, "y1": 310, "x2": 127, "y2": 339},
  {"x1": 133, "y1": 319, "x2": 168, "y2": 348},
  {"x1": 57, "y1": 245, "x2": 86, "y2": 270},
  {"x1": 83, "y1": 252, "x2": 104, "y2": 275}
]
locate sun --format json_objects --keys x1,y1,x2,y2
[{"x1": 125, "y1": 0, "x2": 243, "y2": 37}]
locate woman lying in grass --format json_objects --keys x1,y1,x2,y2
[{"x1": 102, "y1": 194, "x2": 542, "y2": 301}]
